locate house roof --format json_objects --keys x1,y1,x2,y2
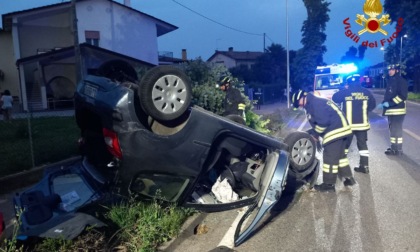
[
  {"x1": 207, "y1": 49, "x2": 263, "y2": 62},
  {"x1": 369, "y1": 62, "x2": 384, "y2": 69},
  {"x1": 1, "y1": 0, "x2": 177, "y2": 36},
  {"x1": 158, "y1": 56, "x2": 187, "y2": 65}
]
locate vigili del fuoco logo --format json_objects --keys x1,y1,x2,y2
[{"x1": 343, "y1": 0, "x2": 404, "y2": 48}]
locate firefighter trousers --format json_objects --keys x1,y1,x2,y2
[
  {"x1": 346, "y1": 130, "x2": 369, "y2": 168},
  {"x1": 322, "y1": 137, "x2": 353, "y2": 185},
  {"x1": 388, "y1": 115, "x2": 405, "y2": 151}
]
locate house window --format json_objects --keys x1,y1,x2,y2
[{"x1": 85, "y1": 31, "x2": 100, "y2": 46}]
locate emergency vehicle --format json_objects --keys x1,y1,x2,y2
[{"x1": 313, "y1": 63, "x2": 358, "y2": 99}]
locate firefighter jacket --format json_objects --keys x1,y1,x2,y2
[
  {"x1": 223, "y1": 87, "x2": 246, "y2": 116},
  {"x1": 332, "y1": 84, "x2": 376, "y2": 131},
  {"x1": 304, "y1": 93, "x2": 352, "y2": 145},
  {"x1": 383, "y1": 74, "x2": 408, "y2": 116}
]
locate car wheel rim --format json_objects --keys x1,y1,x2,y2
[
  {"x1": 290, "y1": 138, "x2": 314, "y2": 168},
  {"x1": 151, "y1": 74, "x2": 188, "y2": 114}
]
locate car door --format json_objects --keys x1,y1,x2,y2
[
  {"x1": 233, "y1": 150, "x2": 289, "y2": 246},
  {"x1": 184, "y1": 149, "x2": 289, "y2": 246}
]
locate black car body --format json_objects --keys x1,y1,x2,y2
[{"x1": 14, "y1": 66, "x2": 319, "y2": 246}]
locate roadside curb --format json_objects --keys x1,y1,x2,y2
[
  {"x1": 0, "y1": 156, "x2": 81, "y2": 195},
  {"x1": 158, "y1": 212, "x2": 208, "y2": 251}
]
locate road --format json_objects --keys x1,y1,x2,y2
[{"x1": 166, "y1": 95, "x2": 420, "y2": 252}]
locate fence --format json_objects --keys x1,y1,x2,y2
[{"x1": 0, "y1": 105, "x2": 80, "y2": 178}]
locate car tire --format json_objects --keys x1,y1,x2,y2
[
  {"x1": 284, "y1": 131, "x2": 316, "y2": 178},
  {"x1": 139, "y1": 66, "x2": 192, "y2": 121}
]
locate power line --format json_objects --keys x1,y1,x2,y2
[
  {"x1": 265, "y1": 34, "x2": 275, "y2": 44},
  {"x1": 171, "y1": 0, "x2": 264, "y2": 37}
]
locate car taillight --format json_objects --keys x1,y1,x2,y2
[
  {"x1": 0, "y1": 212, "x2": 4, "y2": 236},
  {"x1": 102, "y1": 128, "x2": 122, "y2": 159}
]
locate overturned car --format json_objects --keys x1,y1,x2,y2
[{"x1": 14, "y1": 66, "x2": 319, "y2": 246}]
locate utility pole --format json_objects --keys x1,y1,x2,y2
[
  {"x1": 286, "y1": 0, "x2": 290, "y2": 108},
  {"x1": 263, "y1": 33, "x2": 266, "y2": 52},
  {"x1": 380, "y1": 46, "x2": 385, "y2": 88},
  {"x1": 71, "y1": 0, "x2": 82, "y2": 84},
  {"x1": 400, "y1": 34, "x2": 407, "y2": 66}
]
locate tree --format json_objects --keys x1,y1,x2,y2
[
  {"x1": 292, "y1": 0, "x2": 331, "y2": 90},
  {"x1": 230, "y1": 43, "x2": 292, "y2": 87},
  {"x1": 340, "y1": 45, "x2": 367, "y2": 68},
  {"x1": 252, "y1": 44, "x2": 287, "y2": 84},
  {"x1": 230, "y1": 64, "x2": 255, "y2": 84},
  {"x1": 384, "y1": 0, "x2": 420, "y2": 92}
]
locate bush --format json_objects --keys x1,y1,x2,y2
[
  {"x1": 179, "y1": 59, "x2": 272, "y2": 134},
  {"x1": 192, "y1": 83, "x2": 225, "y2": 115}
]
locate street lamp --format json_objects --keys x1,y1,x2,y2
[
  {"x1": 380, "y1": 46, "x2": 385, "y2": 88},
  {"x1": 400, "y1": 34, "x2": 408, "y2": 65},
  {"x1": 286, "y1": 0, "x2": 290, "y2": 108}
]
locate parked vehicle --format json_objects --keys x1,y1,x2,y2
[
  {"x1": 360, "y1": 75, "x2": 373, "y2": 88},
  {"x1": 313, "y1": 63, "x2": 358, "y2": 99},
  {"x1": 14, "y1": 66, "x2": 319, "y2": 246}
]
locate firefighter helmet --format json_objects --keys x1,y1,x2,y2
[
  {"x1": 220, "y1": 76, "x2": 231, "y2": 85},
  {"x1": 387, "y1": 64, "x2": 400, "y2": 70},
  {"x1": 291, "y1": 90, "x2": 307, "y2": 108},
  {"x1": 215, "y1": 76, "x2": 231, "y2": 88},
  {"x1": 346, "y1": 74, "x2": 360, "y2": 84}
]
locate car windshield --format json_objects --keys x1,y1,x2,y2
[
  {"x1": 129, "y1": 173, "x2": 190, "y2": 202},
  {"x1": 315, "y1": 74, "x2": 344, "y2": 90}
]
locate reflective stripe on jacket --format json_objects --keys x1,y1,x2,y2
[
  {"x1": 383, "y1": 75, "x2": 408, "y2": 116},
  {"x1": 332, "y1": 85, "x2": 376, "y2": 131},
  {"x1": 305, "y1": 93, "x2": 352, "y2": 145},
  {"x1": 223, "y1": 87, "x2": 245, "y2": 116}
]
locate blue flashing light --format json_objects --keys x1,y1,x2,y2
[
  {"x1": 340, "y1": 63, "x2": 358, "y2": 74},
  {"x1": 315, "y1": 68, "x2": 331, "y2": 74}
]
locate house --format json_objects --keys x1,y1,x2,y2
[
  {"x1": 0, "y1": 0, "x2": 178, "y2": 111},
  {"x1": 366, "y1": 62, "x2": 385, "y2": 78},
  {"x1": 362, "y1": 62, "x2": 386, "y2": 88},
  {"x1": 207, "y1": 47, "x2": 263, "y2": 69},
  {"x1": 158, "y1": 49, "x2": 188, "y2": 65}
]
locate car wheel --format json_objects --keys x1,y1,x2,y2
[
  {"x1": 139, "y1": 66, "x2": 192, "y2": 121},
  {"x1": 284, "y1": 131, "x2": 316, "y2": 178}
]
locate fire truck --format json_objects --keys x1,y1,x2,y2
[{"x1": 313, "y1": 63, "x2": 358, "y2": 99}]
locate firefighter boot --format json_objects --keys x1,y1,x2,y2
[
  {"x1": 343, "y1": 177, "x2": 357, "y2": 186},
  {"x1": 385, "y1": 148, "x2": 403, "y2": 156},
  {"x1": 354, "y1": 166, "x2": 369, "y2": 174},
  {"x1": 313, "y1": 183, "x2": 335, "y2": 192}
]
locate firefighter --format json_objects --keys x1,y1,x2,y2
[
  {"x1": 377, "y1": 64, "x2": 408, "y2": 155},
  {"x1": 291, "y1": 90, "x2": 356, "y2": 192},
  {"x1": 332, "y1": 74, "x2": 376, "y2": 174},
  {"x1": 219, "y1": 76, "x2": 246, "y2": 123}
]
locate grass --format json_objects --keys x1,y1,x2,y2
[
  {"x1": 1, "y1": 199, "x2": 195, "y2": 252},
  {"x1": 408, "y1": 92, "x2": 420, "y2": 102},
  {"x1": 105, "y1": 198, "x2": 195, "y2": 251},
  {"x1": 0, "y1": 116, "x2": 79, "y2": 177}
]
